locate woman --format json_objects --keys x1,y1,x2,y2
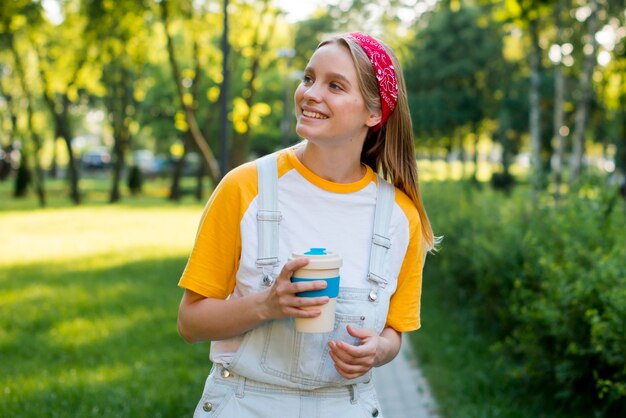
[{"x1": 177, "y1": 32, "x2": 435, "y2": 417}]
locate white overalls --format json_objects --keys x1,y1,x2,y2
[{"x1": 193, "y1": 154, "x2": 396, "y2": 418}]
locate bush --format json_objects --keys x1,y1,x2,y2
[
  {"x1": 507, "y1": 186, "x2": 626, "y2": 414},
  {"x1": 425, "y1": 180, "x2": 626, "y2": 416},
  {"x1": 14, "y1": 162, "x2": 31, "y2": 197},
  {"x1": 127, "y1": 165, "x2": 143, "y2": 195}
]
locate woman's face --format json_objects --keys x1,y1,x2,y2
[{"x1": 294, "y1": 42, "x2": 380, "y2": 147}]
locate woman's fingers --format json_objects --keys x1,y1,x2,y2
[
  {"x1": 266, "y1": 257, "x2": 330, "y2": 318},
  {"x1": 327, "y1": 328, "x2": 379, "y2": 378},
  {"x1": 276, "y1": 257, "x2": 310, "y2": 280}
]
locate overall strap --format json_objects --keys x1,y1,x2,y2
[
  {"x1": 367, "y1": 175, "x2": 395, "y2": 301},
  {"x1": 256, "y1": 153, "x2": 281, "y2": 285}
]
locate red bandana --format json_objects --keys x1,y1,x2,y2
[{"x1": 347, "y1": 32, "x2": 398, "y2": 131}]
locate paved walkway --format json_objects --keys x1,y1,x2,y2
[{"x1": 373, "y1": 337, "x2": 440, "y2": 418}]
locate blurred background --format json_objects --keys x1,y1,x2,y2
[{"x1": 0, "y1": 1, "x2": 625, "y2": 417}]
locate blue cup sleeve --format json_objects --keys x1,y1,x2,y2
[{"x1": 291, "y1": 276, "x2": 340, "y2": 298}]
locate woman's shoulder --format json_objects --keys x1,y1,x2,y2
[
  {"x1": 221, "y1": 149, "x2": 292, "y2": 186},
  {"x1": 221, "y1": 159, "x2": 258, "y2": 186},
  {"x1": 391, "y1": 185, "x2": 421, "y2": 228},
  {"x1": 216, "y1": 149, "x2": 292, "y2": 200}
]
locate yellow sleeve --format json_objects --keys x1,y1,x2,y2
[
  {"x1": 385, "y1": 192, "x2": 424, "y2": 332},
  {"x1": 178, "y1": 161, "x2": 258, "y2": 299}
]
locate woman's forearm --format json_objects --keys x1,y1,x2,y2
[
  {"x1": 374, "y1": 327, "x2": 402, "y2": 367},
  {"x1": 177, "y1": 258, "x2": 329, "y2": 343},
  {"x1": 177, "y1": 289, "x2": 271, "y2": 342}
]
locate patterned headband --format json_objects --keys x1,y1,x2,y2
[{"x1": 347, "y1": 32, "x2": 398, "y2": 132}]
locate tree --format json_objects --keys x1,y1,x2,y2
[
  {"x1": 83, "y1": 0, "x2": 152, "y2": 203},
  {"x1": 30, "y1": 2, "x2": 94, "y2": 204},
  {"x1": 0, "y1": 1, "x2": 46, "y2": 206},
  {"x1": 229, "y1": 0, "x2": 279, "y2": 168},
  {"x1": 551, "y1": 0, "x2": 568, "y2": 200},
  {"x1": 159, "y1": 0, "x2": 221, "y2": 185},
  {"x1": 405, "y1": 2, "x2": 505, "y2": 180},
  {"x1": 569, "y1": 0, "x2": 601, "y2": 182}
]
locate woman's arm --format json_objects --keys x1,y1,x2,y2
[
  {"x1": 327, "y1": 326, "x2": 402, "y2": 379},
  {"x1": 177, "y1": 257, "x2": 330, "y2": 342}
]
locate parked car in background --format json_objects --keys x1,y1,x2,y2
[
  {"x1": 80, "y1": 148, "x2": 111, "y2": 170},
  {"x1": 132, "y1": 149, "x2": 168, "y2": 177}
]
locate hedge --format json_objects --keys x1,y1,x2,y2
[{"x1": 425, "y1": 179, "x2": 626, "y2": 416}]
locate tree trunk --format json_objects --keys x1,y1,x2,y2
[
  {"x1": 229, "y1": 0, "x2": 276, "y2": 169},
  {"x1": 569, "y1": 0, "x2": 599, "y2": 182},
  {"x1": 169, "y1": 132, "x2": 192, "y2": 201},
  {"x1": 110, "y1": 143, "x2": 124, "y2": 203},
  {"x1": 219, "y1": 0, "x2": 231, "y2": 176},
  {"x1": 59, "y1": 96, "x2": 81, "y2": 204},
  {"x1": 471, "y1": 124, "x2": 480, "y2": 183},
  {"x1": 34, "y1": 45, "x2": 82, "y2": 204},
  {"x1": 10, "y1": 33, "x2": 46, "y2": 207},
  {"x1": 617, "y1": 93, "x2": 626, "y2": 201},
  {"x1": 528, "y1": 17, "x2": 543, "y2": 198},
  {"x1": 108, "y1": 62, "x2": 133, "y2": 203},
  {"x1": 160, "y1": 0, "x2": 221, "y2": 183},
  {"x1": 552, "y1": 1, "x2": 566, "y2": 201},
  {"x1": 0, "y1": 82, "x2": 18, "y2": 182},
  {"x1": 195, "y1": 159, "x2": 207, "y2": 201},
  {"x1": 50, "y1": 137, "x2": 58, "y2": 178}
]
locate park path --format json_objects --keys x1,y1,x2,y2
[{"x1": 373, "y1": 337, "x2": 440, "y2": 418}]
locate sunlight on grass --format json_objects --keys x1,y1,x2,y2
[
  {"x1": 0, "y1": 205, "x2": 203, "y2": 267},
  {"x1": 48, "y1": 309, "x2": 153, "y2": 347}
]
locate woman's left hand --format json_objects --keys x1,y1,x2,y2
[{"x1": 327, "y1": 325, "x2": 382, "y2": 379}]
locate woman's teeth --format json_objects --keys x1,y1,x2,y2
[{"x1": 302, "y1": 110, "x2": 328, "y2": 119}]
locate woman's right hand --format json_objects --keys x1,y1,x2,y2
[{"x1": 260, "y1": 257, "x2": 329, "y2": 321}]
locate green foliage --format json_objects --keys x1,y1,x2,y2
[
  {"x1": 422, "y1": 180, "x2": 626, "y2": 416},
  {"x1": 507, "y1": 184, "x2": 626, "y2": 413},
  {"x1": 405, "y1": 3, "x2": 506, "y2": 136}
]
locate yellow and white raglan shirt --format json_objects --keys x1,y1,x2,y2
[{"x1": 179, "y1": 147, "x2": 425, "y2": 365}]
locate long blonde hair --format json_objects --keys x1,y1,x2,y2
[{"x1": 317, "y1": 34, "x2": 436, "y2": 250}]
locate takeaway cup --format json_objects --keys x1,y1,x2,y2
[{"x1": 289, "y1": 248, "x2": 342, "y2": 333}]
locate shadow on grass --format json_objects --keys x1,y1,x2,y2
[{"x1": 0, "y1": 256, "x2": 210, "y2": 418}]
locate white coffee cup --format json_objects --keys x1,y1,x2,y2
[{"x1": 289, "y1": 248, "x2": 342, "y2": 333}]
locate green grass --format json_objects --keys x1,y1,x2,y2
[{"x1": 0, "y1": 180, "x2": 211, "y2": 417}]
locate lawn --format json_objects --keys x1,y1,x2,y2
[{"x1": 0, "y1": 185, "x2": 211, "y2": 417}]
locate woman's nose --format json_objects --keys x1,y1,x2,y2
[{"x1": 302, "y1": 83, "x2": 322, "y2": 102}]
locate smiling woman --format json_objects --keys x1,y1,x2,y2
[{"x1": 176, "y1": 32, "x2": 436, "y2": 418}]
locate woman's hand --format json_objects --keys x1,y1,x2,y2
[
  {"x1": 260, "y1": 257, "x2": 330, "y2": 321},
  {"x1": 328, "y1": 326, "x2": 401, "y2": 379}
]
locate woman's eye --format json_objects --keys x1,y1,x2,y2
[
  {"x1": 302, "y1": 75, "x2": 313, "y2": 84},
  {"x1": 329, "y1": 82, "x2": 343, "y2": 91}
]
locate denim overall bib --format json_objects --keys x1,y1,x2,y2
[{"x1": 194, "y1": 154, "x2": 396, "y2": 417}]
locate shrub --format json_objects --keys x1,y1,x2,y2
[
  {"x1": 507, "y1": 187, "x2": 626, "y2": 414},
  {"x1": 424, "y1": 180, "x2": 626, "y2": 416}
]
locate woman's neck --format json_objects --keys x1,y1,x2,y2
[{"x1": 295, "y1": 142, "x2": 365, "y2": 184}]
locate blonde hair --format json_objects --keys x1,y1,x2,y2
[{"x1": 317, "y1": 34, "x2": 436, "y2": 251}]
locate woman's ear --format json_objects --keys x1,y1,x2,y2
[{"x1": 365, "y1": 109, "x2": 382, "y2": 128}]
